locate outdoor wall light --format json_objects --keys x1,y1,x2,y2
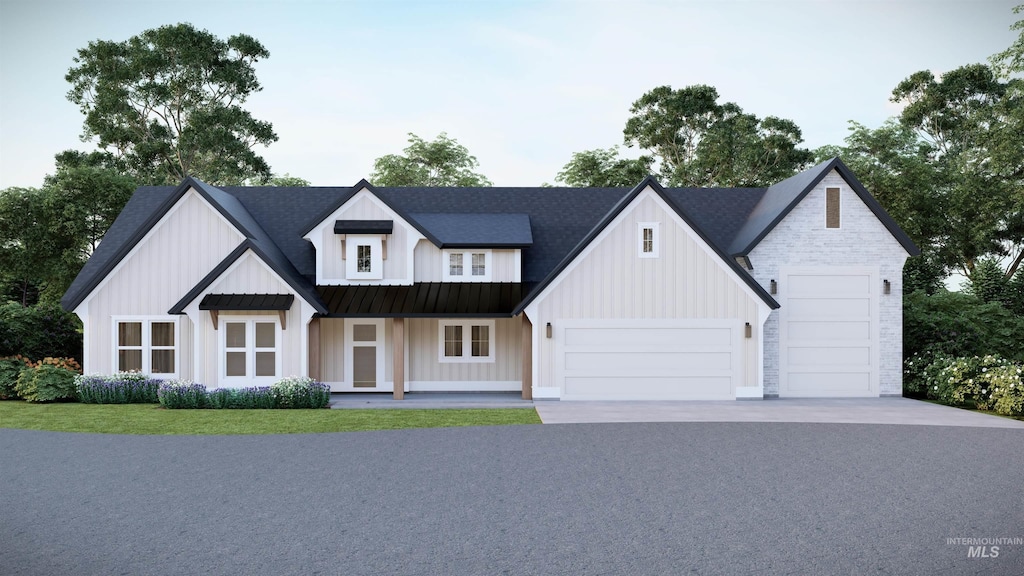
[
  {"x1": 546, "y1": 322, "x2": 552, "y2": 338},
  {"x1": 744, "y1": 322, "x2": 752, "y2": 338},
  {"x1": 770, "y1": 279, "x2": 777, "y2": 294},
  {"x1": 883, "y1": 279, "x2": 891, "y2": 294}
]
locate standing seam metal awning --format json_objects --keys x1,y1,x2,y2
[
  {"x1": 198, "y1": 294, "x2": 295, "y2": 310},
  {"x1": 316, "y1": 283, "x2": 523, "y2": 317}
]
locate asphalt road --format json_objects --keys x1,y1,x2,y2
[{"x1": 1, "y1": 423, "x2": 1022, "y2": 576}]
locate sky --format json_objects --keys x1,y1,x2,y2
[{"x1": 0, "y1": 0, "x2": 1020, "y2": 189}]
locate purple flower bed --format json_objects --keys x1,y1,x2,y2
[{"x1": 76, "y1": 373, "x2": 161, "y2": 404}]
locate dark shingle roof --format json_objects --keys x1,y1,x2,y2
[{"x1": 61, "y1": 159, "x2": 917, "y2": 315}]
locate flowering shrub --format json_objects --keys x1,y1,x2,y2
[
  {"x1": 922, "y1": 354, "x2": 1024, "y2": 416},
  {"x1": 14, "y1": 359, "x2": 80, "y2": 403},
  {"x1": 157, "y1": 380, "x2": 208, "y2": 409},
  {"x1": 0, "y1": 355, "x2": 33, "y2": 399},
  {"x1": 77, "y1": 372, "x2": 161, "y2": 404},
  {"x1": 158, "y1": 377, "x2": 329, "y2": 409}
]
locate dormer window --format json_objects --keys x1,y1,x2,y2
[
  {"x1": 443, "y1": 250, "x2": 492, "y2": 281},
  {"x1": 346, "y1": 236, "x2": 383, "y2": 279}
]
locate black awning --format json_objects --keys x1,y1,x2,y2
[
  {"x1": 198, "y1": 294, "x2": 295, "y2": 311},
  {"x1": 334, "y1": 220, "x2": 393, "y2": 235},
  {"x1": 316, "y1": 283, "x2": 523, "y2": 317}
]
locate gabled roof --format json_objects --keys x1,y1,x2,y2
[
  {"x1": 167, "y1": 240, "x2": 327, "y2": 315},
  {"x1": 408, "y1": 213, "x2": 533, "y2": 247},
  {"x1": 299, "y1": 179, "x2": 440, "y2": 244},
  {"x1": 512, "y1": 177, "x2": 779, "y2": 315},
  {"x1": 728, "y1": 157, "x2": 921, "y2": 256}
]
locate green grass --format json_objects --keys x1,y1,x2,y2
[{"x1": 0, "y1": 401, "x2": 541, "y2": 435}]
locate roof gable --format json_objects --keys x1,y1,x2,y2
[
  {"x1": 513, "y1": 176, "x2": 779, "y2": 314},
  {"x1": 728, "y1": 157, "x2": 920, "y2": 256},
  {"x1": 299, "y1": 179, "x2": 437, "y2": 244}
]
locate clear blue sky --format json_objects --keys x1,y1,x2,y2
[{"x1": 0, "y1": 0, "x2": 1019, "y2": 188}]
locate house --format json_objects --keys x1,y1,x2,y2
[{"x1": 60, "y1": 158, "x2": 919, "y2": 400}]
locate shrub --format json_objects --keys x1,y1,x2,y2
[
  {"x1": 903, "y1": 290, "x2": 1024, "y2": 362},
  {"x1": 157, "y1": 380, "x2": 208, "y2": 409},
  {"x1": 0, "y1": 302, "x2": 82, "y2": 362},
  {"x1": 14, "y1": 361, "x2": 79, "y2": 402},
  {"x1": 921, "y1": 354, "x2": 1024, "y2": 416},
  {"x1": 77, "y1": 372, "x2": 161, "y2": 404},
  {"x1": 272, "y1": 376, "x2": 330, "y2": 409},
  {"x1": 0, "y1": 355, "x2": 33, "y2": 399}
]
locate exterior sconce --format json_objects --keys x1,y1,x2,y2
[
  {"x1": 744, "y1": 322, "x2": 752, "y2": 338},
  {"x1": 883, "y1": 279, "x2": 891, "y2": 294},
  {"x1": 770, "y1": 279, "x2": 777, "y2": 294},
  {"x1": 546, "y1": 322, "x2": 552, "y2": 338}
]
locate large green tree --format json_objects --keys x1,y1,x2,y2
[
  {"x1": 371, "y1": 133, "x2": 492, "y2": 187},
  {"x1": 623, "y1": 85, "x2": 813, "y2": 187},
  {"x1": 555, "y1": 147, "x2": 653, "y2": 187},
  {"x1": 65, "y1": 23, "x2": 278, "y2": 185}
]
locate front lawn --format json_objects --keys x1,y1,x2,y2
[{"x1": 0, "y1": 401, "x2": 541, "y2": 435}]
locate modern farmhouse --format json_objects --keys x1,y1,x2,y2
[{"x1": 61, "y1": 157, "x2": 919, "y2": 400}]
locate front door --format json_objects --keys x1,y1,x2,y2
[{"x1": 345, "y1": 319, "x2": 386, "y2": 391}]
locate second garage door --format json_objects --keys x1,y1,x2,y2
[{"x1": 555, "y1": 320, "x2": 741, "y2": 400}]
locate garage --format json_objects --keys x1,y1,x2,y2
[
  {"x1": 779, "y1": 268, "x2": 878, "y2": 397},
  {"x1": 555, "y1": 320, "x2": 741, "y2": 400}
]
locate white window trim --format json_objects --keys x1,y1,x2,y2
[
  {"x1": 638, "y1": 222, "x2": 660, "y2": 258},
  {"x1": 111, "y1": 316, "x2": 180, "y2": 379},
  {"x1": 438, "y1": 320, "x2": 495, "y2": 363},
  {"x1": 218, "y1": 315, "x2": 283, "y2": 386},
  {"x1": 345, "y1": 235, "x2": 383, "y2": 280},
  {"x1": 442, "y1": 250, "x2": 492, "y2": 282}
]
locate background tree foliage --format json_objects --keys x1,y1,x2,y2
[
  {"x1": 555, "y1": 147, "x2": 653, "y2": 187},
  {"x1": 371, "y1": 133, "x2": 492, "y2": 186},
  {"x1": 65, "y1": 22, "x2": 278, "y2": 185},
  {"x1": 622, "y1": 84, "x2": 814, "y2": 187}
]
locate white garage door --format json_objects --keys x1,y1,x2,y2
[
  {"x1": 556, "y1": 320, "x2": 741, "y2": 400},
  {"x1": 780, "y1": 268, "x2": 878, "y2": 397}
]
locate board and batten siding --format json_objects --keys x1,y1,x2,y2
[
  {"x1": 528, "y1": 190, "x2": 764, "y2": 391},
  {"x1": 81, "y1": 189, "x2": 244, "y2": 375},
  {"x1": 318, "y1": 318, "x2": 394, "y2": 385},
  {"x1": 747, "y1": 170, "x2": 910, "y2": 396},
  {"x1": 413, "y1": 243, "x2": 521, "y2": 282},
  {"x1": 318, "y1": 194, "x2": 412, "y2": 283},
  {"x1": 406, "y1": 318, "x2": 521, "y2": 384},
  {"x1": 190, "y1": 252, "x2": 306, "y2": 385}
]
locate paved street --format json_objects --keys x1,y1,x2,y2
[{"x1": 2, "y1": 423, "x2": 1022, "y2": 575}]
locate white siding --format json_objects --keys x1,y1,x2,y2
[
  {"x1": 83, "y1": 189, "x2": 244, "y2": 375},
  {"x1": 318, "y1": 318, "x2": 395, "y2": 387},
  {"x1": 413, "y1": 243, "x2": 521, "y2": 282},
  {"x1": 407, "y1": 318, "x2": 521, "y2": 382},
  {"x1": 528, "y1": 190, "x2": 765, "y2": 393},
  {"x1": 747, "y1": 170, "x2": 910, "y2": 396}
]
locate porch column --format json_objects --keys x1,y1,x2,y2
[
  {"x1": 393, "y1": 317, "x2": 405, "y2": 400},
  {"x1": 521, "y1": 314, "x2": 533, "y2": 400},
  {"x1": 308, "y1": 317, "x2": 321, "y2": 381}
]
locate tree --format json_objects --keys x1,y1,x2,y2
[
  {"x1": 555, "y1": 147, "x2": 653, "y2": 187},
  {"x1": 65, "y1": 23, "x2": 278, "y2": 185},
  {"x1": 370, "y1": 133, "x2": 492, "y2": 186},
  {"x1": 44, "y1": 153, "x2": 137, "y2": 254},
  {"x1": 623, "y1": 85, "x2": 813, "y2": 187},
  {"x1": 0, "y1": 187, "x2": 70, "y2": 305}
]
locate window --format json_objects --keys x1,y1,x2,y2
[
  {"x1": 638, "y1": 222, "x2": 659, "y2": 258},
  {"x1": 221, "y1": 317, "x2": 281, "y2": 383},
  {"x1": 439, "y1": 320, "x2": 495, "y2": 362},
  {"x1": 345, "y1": 235, "x2": 383, "y2": 279},
  {"x1": 113, "y1": 318, "x2": 178, "y2": 377},
  {"x1": 442, "y1": 250, "x2": 492, "y2": 281},
  {"x1": 826, "y1": 187, "x2": 841, "y2": 228}
]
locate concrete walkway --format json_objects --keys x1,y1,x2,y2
[
  {"x1": 534, "y1": 397, "x2": 1024, "y2": 428},
  {"x1": 330, "y1": 393, "x2": 1024, "y2": 428}
]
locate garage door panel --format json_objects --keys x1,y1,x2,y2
[
  {"x1": 788, "y1": 346, "x2": 870, "y2": 366},
  {"x1": 564, "y1": 376, "x2": 733, "y2": 400},
  {"x1": 788, "y1": 274, "x2": 870, "y2": 295},
  {"x1": 787, "y1": 297, "x2": 870, "y2": 317},
  {"x1": 787, "y1": 371, "x2": 872, "y2": 393},
  {"x1": 564, "y1": 351, "x2": 732, "y2": 372},
  {"x1": 564, "y1": 327, "x2": 732, "y2": 348},
  {"x1": 788, "y1": 321, "x2": 870, "y2": 341}
]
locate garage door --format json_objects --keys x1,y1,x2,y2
[
  {"x1": 780, "y1": 268, "x2": 877, "y2": 397},
  {"x1": 556, "y1": 320, "x2": 740, "y2": 400}
]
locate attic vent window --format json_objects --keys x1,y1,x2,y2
[
  {"x1": 638, "y1": 222, "x2": 659, "y2": 258},
  {"x1": 826, "y1": 187, "x2": 841, "y2": 229}
]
